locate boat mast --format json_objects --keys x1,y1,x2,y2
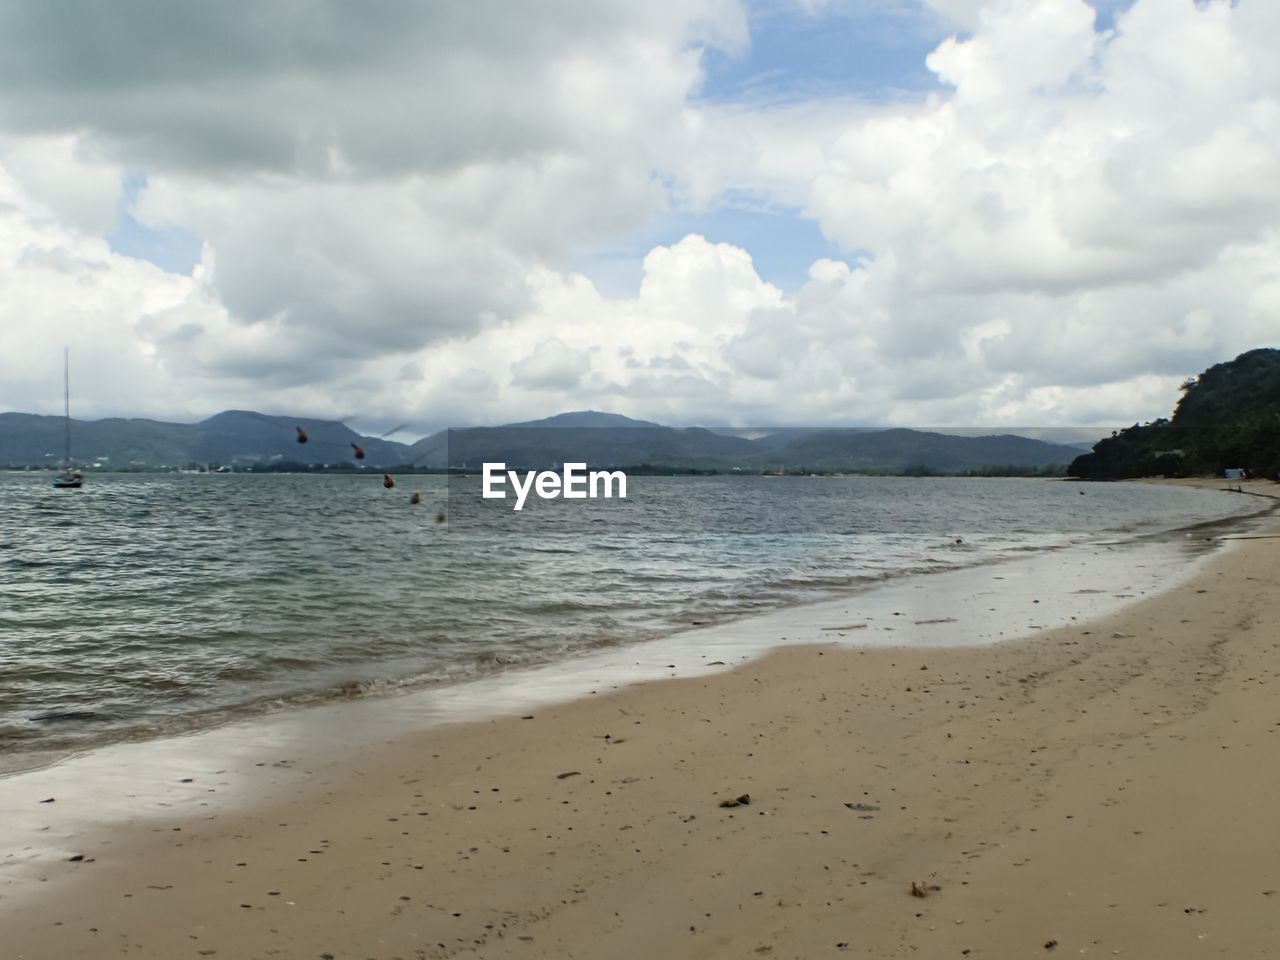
[{"x1": 63, "y1": 347, "x2": 71, "y2": 465}]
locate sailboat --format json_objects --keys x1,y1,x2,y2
[{"x1": 53, "y1": 348, "x2": 84, "y2": 489}]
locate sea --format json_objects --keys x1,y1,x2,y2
[{"x1": 0, "y1": 471, "x2": 1271, "y2": 776}]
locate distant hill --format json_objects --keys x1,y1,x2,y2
[
  {"x1": 192, "y1": 411, "x2": 410, "y2": 466},
  {"x1": 502, "y1": 410, "x2": 665, "y2": 429},
  {"x1": 406, "y1": 411, "x2": 757, "y2": 470},
  {"x1": 758, "y1": 428, "x2": 1078, "y2": 474},
  {"x1": 0, "y1": 406, "x2": 1084, "y2": 475},
  {"x1": 406, "y1": 412, "x2": 1080, "y2": 474},
  {"x1": 0, "y1": 413, "x2": 195, "y2": 467},
  {"x1": 0, "y1": 411, "x2": 411, "y2": 469},
  {"x1": 1068, "y1": 348, "x2": 1280, "y2": 480}
]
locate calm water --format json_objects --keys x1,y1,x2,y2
[{"x1": 0, "y1": 472, "x2": 1267, "y2": 771}]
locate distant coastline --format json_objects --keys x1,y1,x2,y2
[{"x1": 1, "y1": 409, "x2": 1089, "y2": 476}]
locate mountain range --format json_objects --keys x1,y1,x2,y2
[
  {"x1": 1, "y1": 408, "x2": 1089, "y2": 475},
  {"x1": 0, "y1": 410, "x2": 410, "y2": 470}
]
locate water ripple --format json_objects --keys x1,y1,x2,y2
[{"x1": 0, "y1": 471, "x2": 1264, "y2": 765}]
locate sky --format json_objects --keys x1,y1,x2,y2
[{"x1": 0, "y1": 0, "x2": 1277, "y2": 439}]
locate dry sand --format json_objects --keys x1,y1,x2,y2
[{"x1": 5, "y1": 480, "x2": 1280, "y2": 959}]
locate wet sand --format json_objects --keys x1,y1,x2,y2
[{"x1": 4, "y1": 480, "x2": 1280, "y2": 958}]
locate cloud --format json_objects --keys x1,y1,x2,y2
[
  {"x1": 0, "y1": 164, "x2": 199, "y2": 419},
  {"x1": 793, "y1": 0, "x2": 1280, "y2": 402},
  {"x1": 1, "y1": 0, "x2": 1278, "y2": 435},
  {"x1": 0, "y1": 0, "x2": 750, "y2": 388},
  {"x1": 814, "y1": 0, "x2": 1280, "y2": 295},
  {"x1": 511, "y1": 338, "x2": 592, "y2": 390},
  {"x1": 927, "y1": 0, "x2": 1099, "y2": 102},
  {"x1": 921, "y1": 0, "x2": 988, "y2": 31},
  {"x1": 0, "y1": 1, "x2": 747, "y2": 179},
  {"x1": 0, "y1": 134, "x2": 123, "y2": 236}
]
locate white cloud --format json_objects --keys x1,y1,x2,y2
[
  {"x1": 0, "y1": 0, "x2": 750, "y2": 400},
  {"x1": 511, "y1": 338, "x2": 592, "y2": 390},
  {"x1": 1, "y1": 0, "x2": 1278, "y2": 435},
  {"x1": 816, "y1": 0, "x2": 1280, "y2": 297},
  {"x1": 927, "y1": 0, "x2": 1099, "y2": 103},
  {"x1": 798, "y1": 0, "x2": 1280, "y2": 405},
  {"x1": 0, "y1": 165, "x2": 198, "y2": 419},
  {"x1": 0, "y1": 134, "x2": 122, "y2": 235},
  {"x1": 922, "y1": 0, "x2": 986, "y2": 29},
  {"x1": 0, "y1": 1, "x2": 748, "y2": 178}
]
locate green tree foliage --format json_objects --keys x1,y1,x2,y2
[{"x1": 1068, "y1": 348, "x2": 1280, "y2": 480}]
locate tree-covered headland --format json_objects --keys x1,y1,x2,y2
[{"x1": 1068, "y1": 348, "x2": 1280, "y2": 480}]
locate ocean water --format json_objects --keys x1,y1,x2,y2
[{"x1": 0, "y1": 472, "x2": 1267, "y2": 773}]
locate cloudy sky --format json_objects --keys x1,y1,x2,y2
[{"x1": 1, "y1": 0, "x2": 1276, "y2": 437}]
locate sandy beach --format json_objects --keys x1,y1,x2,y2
[{"x1": 5, "y1": 480, "x2": 1280, "y2": 959}]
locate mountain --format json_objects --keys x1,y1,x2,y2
[
  {"x1": 502, "y1": 410, "x2": 665, "y2": 429},
  {"x1": 0, "y1": 413, "x2": 194, "y2": 467},
  {"x1": 1068, "y1": 348, "x2": 1280, "y2": 480},
  {"x1": 757, "y1": 428, "x2": 1079, "y2": 473},
  {"x1": 1, "y1": 406, "x2": 1084, "y2": 474},
  {"x1": 0, "y1": 411, "x2": 411, "y2": 469},
  {"x1": 192, "y1": 411, "x2": 410, "y2": 466},
  {"x1": 405, "y1": 411, "x2": 757, "y2": 470},
  {"x1": 405, "y1": 412, "x2": 1079, "y2": 474}
]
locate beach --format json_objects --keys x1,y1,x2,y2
[{"x1": 4, "y1": 480, "x2": 1280, "y2": 958}]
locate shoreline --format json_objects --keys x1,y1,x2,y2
[
  {"x1": 3, "y1": 477, "x2": 1270, "y2": 780},
  {"x1": 2, "y1": 482, "x2": 1279, "y2": 956},
  {"x1": 0, "y1": 498, "x2": 1256, "y2": 814}
]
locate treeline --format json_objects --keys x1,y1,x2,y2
[
  {"x1": 904, "y1": 463, "x2": 1068, "y2": 478},
  {"x1": 1069, "y1": 348, "x2": 1280, "y2": 480},
  {"x1": 241, "y1": 462, "x2": 1067, "y2": 478}
]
